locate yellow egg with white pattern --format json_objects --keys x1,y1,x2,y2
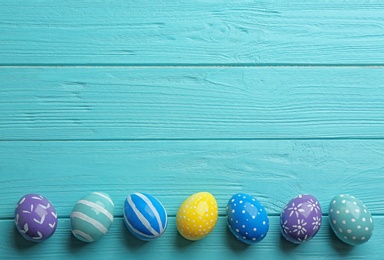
[{"x1": 176, "y1": 192, "x2": 218, "y2": 240}]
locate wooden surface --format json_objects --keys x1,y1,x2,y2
[{"x1": 0, "y1": 1, "x2": 383, "y2": 259}]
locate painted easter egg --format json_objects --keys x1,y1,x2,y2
[
  {"x1": 176, "y1": 192, "x2": 218, "y2": 241},
  {"x1": 14, "y1": 194, "x2": 58, "y2": 242},
  {"x1": 123, "y1": 193, "x2": 168, "y2": 241},
  {"x1": 70, "y1": 192, "x2": 114, "y2": 242},
  {"x1": 280, "y1": 194, "x2": 322, "y2": 244},
  {"x1": 226, "y1": 193, "x2": 269, "y2": 244},
  {"x1": 329, "y1": 194, "x2": 373, "y2": 245}
]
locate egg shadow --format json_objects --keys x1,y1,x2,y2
[
  {"x1": 64, "y1": 217, "x2": 92, "y2": 253},
  {"x1": 174, "y1": 228, "x2": 195, "y2": 250},
  {"x1": 327, "y1": 224, "x2": 355, "y2": 255},
  {"x1": 278, "y1": 233, "x2": 300, "y2": 253},
  {"x1": 12, "y1": 225, "x2": 39, "y2": 250},
  {"x1": 121, "y1": 219, "x2": 151, "y2": 251},
  {"x1": 225, "y1": 226, "x2": 251, "y2": 252},
  {"x1": 67, "y1": 230, "x2": 91, "y2": 253}
]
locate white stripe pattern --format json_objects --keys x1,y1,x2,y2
[
  {"x1": 71, "y1": 211, "x2": 108, "y2": 234},
  {"x1": 19, "y1": 197, "x2": 26, "y2": 205},
  {"x1": 134, "y1": 193, "x2": 164, "y2": 232},
  {"x1": 123, "y1": 213, "x2": 155, "y2": 239},
  {"x1": 92, "y1": 192, "x2": 114, "y2": 206},
  {"x1": 77, "y1": 200, "x2": 114, "y2": 222},
  {"x1": 127, "y1": 196, "x2": 160, "y2": 236},
  {"x1": 72, "y1": 229, "x2": 94, "y2": 242}
]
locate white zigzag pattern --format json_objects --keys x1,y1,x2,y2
[
  {"x1": 19, "y1": 197, "x2": 26, "y2": 204},
  {"x1": 34, "y1": 214, "x2": 46, "y2": 225},
  {"x1": 32, "y1": 231, "x2": 43, "y2": 240},
  {"x1": 49, "y1": 222, "x2": 56, "y2": 228},
  {"x1": 39, "y1": 203, "x2": 50, "y2": 209},
  {"x1": 31, "y1": 196, "x2": 43, "y2": 200},
  {"x1": 19, "y1": 223, "x2": 28, "y2": 234},
  {"x1": 16, "y1": 197, "x2": 26, "y2": 208}
]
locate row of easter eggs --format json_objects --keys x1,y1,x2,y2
[{"x1": 14, "y1": 192, "x2": 374, "y2": 246}]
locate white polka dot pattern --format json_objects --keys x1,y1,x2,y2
[
  {"x1": 176, "y1": 192, "x2": 218, "y2": 241},
  {"x1": 328, "y1": 194, "x2": 374, "y2": 245},
  {"x1": 226, "y1": 193, "x2": 269, "y2": 244}
]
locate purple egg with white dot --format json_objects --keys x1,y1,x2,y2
[
  {"x1": 226, "y1": 193, "x2": 269, "y2": 244},
  {"x1": 280, "y1": 194, "x2": 322, "y2": 244},
  {"x1": 14, "y1": 194, "x2": 58, "y2": 242}
]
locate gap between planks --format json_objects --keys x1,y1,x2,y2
[
  {"x1": 0, "y1": 64, "x2": 383, "y2": 68},
  {"x1": 2, "y1": 137, "x2": 384, "y2": 142}
]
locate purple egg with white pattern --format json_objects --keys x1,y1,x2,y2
[
  {"x1": 14, "y1": 194, "x2": 58, "y2": 242},
  {"x1": 280, "y1": 194, "x2": 322, "y2": 244}
]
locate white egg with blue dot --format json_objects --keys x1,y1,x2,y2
[{"x1": 226, "y1": 193, "x2": 269, "y2": 244}]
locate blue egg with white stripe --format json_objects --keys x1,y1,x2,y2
[
  {"x1": 123, "y1": 193, "x2": 168, "y2": 241},
  {"x1": 70, "y1": 192, "x2": 114, "y2": 243}
]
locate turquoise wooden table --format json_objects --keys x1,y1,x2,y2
[{"x1": 1, "y1": 1, "x2": 384, "y2": 259}]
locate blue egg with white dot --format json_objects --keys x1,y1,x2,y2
[
  {"x1": 123, "y1": 193, "x2": 168, "y2": 241},
  {"x1": 226, "y1": 193, "x2": 269, "y2": 244}
]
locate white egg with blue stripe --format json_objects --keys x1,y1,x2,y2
[{"x1": 123, "y1": 193, "x2": 168, "y2": 241}]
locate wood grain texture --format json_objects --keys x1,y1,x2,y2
[
  {"x1": 1, "y1": 67, "x2": 384, "y2": 140},
  {"x1": 0, "y1": 0, "x2": 384, "y2": 65},
  {"x1": 1, "y1": 140, "x2": 383, "y2": 218},
  {"x1": 1, "y1": 216, "x2": 383, "y2": 259},
  {"x1": 1, "y1": 0, "x2": 384, "y2": 259}
]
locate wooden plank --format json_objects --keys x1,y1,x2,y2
[
  {"x1": 0, "y1": 216, "x2": 383, "y2": 259},
  {"x1": 1, "y1": 140, "x2": 383, "y2": 218},
  {"x1": 0, "y1": 1, "x2": 384, "y2": 65},
  {"x1": 1, "y1": 67, "x2": 384, "y2": 140}
]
